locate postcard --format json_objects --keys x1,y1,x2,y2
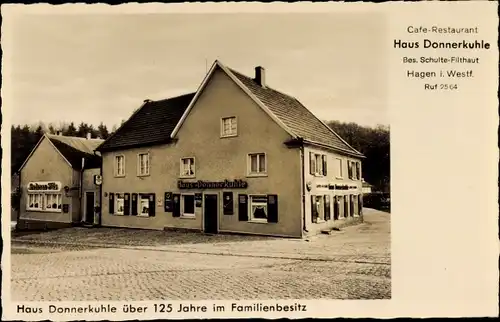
[{"x1": 1, "y1": 1, "x2": 498, "y2": 320}]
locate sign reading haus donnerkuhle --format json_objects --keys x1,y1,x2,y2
[
  {"x1": 27, "y1": 181, "x2": 62, "y2": 192},
  {"x1": 178, "y1": 179, "x2": 248, "y2": 190}
]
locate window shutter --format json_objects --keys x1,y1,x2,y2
[
  {"x1": 309, "y1": 152, "x2": 315, "y2": 175},
  {"x1": 333, "y1": 197, "x2": 339, "y2": 220},
  {"x1": 238, "y1": 194, "x2": 248, "y2": 221},
  {"x1": 324, "y1": 195, "x2": 331, "y2": 221},
  {"x1": 148, "y1": 193, "x2": 156, "y2": 217},
  {"x1": 124, "y1": 193, "x2": 130, "y2": 216},
  {"x1": 172, "y1": 193, "x2": 181, "y2": 217},
  {"x1": 131, "y1": 193, "x2": 138, "y2": 216},
  {"x1": 164, "y1": 192, "x2": 173, "y2": 212},
  {"x1": 223, "y1": 192, "x2": 234, "y2": 215},
  {"x1": 311, "y1": 195, "x2": 318, "y2": 223},
  {"x1": 322, "y1": 155, "x2": 327, "y2": 176},
  {"x1": 109, "y1": 193, "x2": 114, "y2": 214},
  {"x1": 267, "y1": 194, "x2": 278, "y2": 223}
]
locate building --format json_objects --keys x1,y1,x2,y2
[
  {"x1": 17, "y1": 133, "x2": 104, "y2": 229},
  {"x1": 362, "y1": 180, "x2": 373, "y2": 194},
  {"x1": 96, "y1": 60, "x2": 364, "y2": 238}
]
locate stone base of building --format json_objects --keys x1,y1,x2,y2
[
  {"x1": 305, "y1": 215, "x2": 364, "y2": 237},
  {"x1": 16, "y1": 219, "x2": 78, "y2": 231}
]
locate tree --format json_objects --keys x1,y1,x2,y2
[
  {"x1": 326, "y1": 120, "x2": 390, "y2": 193},
  {"x1": 97, "y1": 122, "x2": 110, "y2": 140},
  {"x1": 64, "y1": 122, "x2": 77, "y2": 136}
]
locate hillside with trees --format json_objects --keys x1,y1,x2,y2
[
  {"x1": 10, "y1": 120, "x2": 390, "y2": 194},
  {"x1": 326, "y1": 120, "x2": 390, "y2": 193}
]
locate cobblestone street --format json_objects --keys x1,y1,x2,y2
[{"x1": 10, "y1": 209, "x2": 390, "y2": 300}]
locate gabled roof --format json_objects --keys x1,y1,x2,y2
[
  {"x1": 47, "y1": 135, "x2": 104, "y2": 169},
  {"x1": 96, "y1": 93, "x2": 195, "y2": 152},
  {"x1": 172, "y1": 60, "x2": 363, "y2": 157},
  {"x1": 228, "y1": 68, "x2": 363, "y2": 157},
  {"x1": 18, "y1": 134, "x2": 104, "y2": 172},
  {"x1": 97, "y1": 60, "x2": 363, "y2": 157}
]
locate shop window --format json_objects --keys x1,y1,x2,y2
[
  {"x1": 338, "y1": 196, "x2": 345, "y2": 218},
  {"x1": 221, "y1": 116, "x2": 237, "y2": 137},
  {"x1": 335, "y1": 158, "x2": 343, "y2": 179},
  {"x1": 27, "y1": 193, "x2": 44, "y2": 211},
  {"x1": 115, "y1": 194, "x2": 125, "y2": 215},
  {"x1": 180, "y1": 157, "x2": 195, "y2": 178},
  {"x1": 27, "y1": 193, "x2": 62, "y2": 212},
  {"x1": 45, "y1": 194, "x2": 62, "y2": 212},
  {"x1": 249, "y1": 195, "x2": 268, "y2": 222},
  {"x1": 137, "y1": 194, "x2": 150, "y2": 217},
  {"x1": 137, "y1": 153, "x2": 150, "y2": 176},
  {"x1": 181, "y1": 194, "x2": 196, "y2": 218},
  {"x1": 248, "y1": 153, "x2": 267, "y2": 176},
  {"x1": 115, "y1": 155, "x2": 125, "y2": 177}
]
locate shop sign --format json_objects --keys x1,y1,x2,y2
[
  {"x1": 326, "y1": 184, "x2": 359, "y2": 191},
  {"x1": 27, "y1": 181, "x2": 61, "y2": 192},
  {"x1": 178, "y1": 179, "x2": 248, "y2": 190},
  {"x1": 195, "y1": 193, "x2": 202, "y2": 207}
]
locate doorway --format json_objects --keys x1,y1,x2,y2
[
  {"x1": 204, "y1": 194, "x2": 218, "y2": 234},
  {"x1": 84, "y1": 191, "x2": 95, "y2": 224}
]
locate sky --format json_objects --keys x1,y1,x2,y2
[{"x1": 6, "y1": 12, "x2": 387, "y2": 129}]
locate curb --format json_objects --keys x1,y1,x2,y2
[{"x1": 11, "y1": 239, "x2": 390, "y2": 265}]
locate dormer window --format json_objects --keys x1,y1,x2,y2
[{"x1": 221, "y1": 116, "x2": 237, "y2": 137}]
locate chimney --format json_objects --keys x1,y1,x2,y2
[
  {"x1": 86, "y1": 132, "x2": 91, "y2": 140},
  {"x1": 255, "y1": 66, "x2": 266, "y2": 88}
]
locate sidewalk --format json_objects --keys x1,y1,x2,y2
[{"x1": 11, "y1": 209, "x2": 390, "y2": 263}]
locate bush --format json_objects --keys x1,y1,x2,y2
[
  {"x1": 11, "y1": 187, "x2": 21, "y2": 211},
  {"x1": 363, "y1": 192, "x2": 390, "y2": 211}
]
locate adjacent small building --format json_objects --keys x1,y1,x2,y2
[
  {"x1": 96, "y1": 60, "x2": 365, "y2": 238},
  {"x1": 17, "y1": 133, "x2": 104, "y2": 229}
]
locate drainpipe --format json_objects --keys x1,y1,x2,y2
[
  {"x1": 16, "y1": 172, "x2": 21, "y2": 231},
  {"x1": 300, "y1": 146, "x2": 307, "y2": 235},
  {"x1": 94, "y1": 150, "x2": 102, "y2": 227},
  {"x1": 80, "y1": 157, "x2": 85, "y2": 223}
]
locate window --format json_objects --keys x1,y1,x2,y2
[
  {"x1": 181, "y1": 195, "x2": 196, "y2": 217},
  {"x1": 136, "y1": 195, "x2": 149, "y2": 216},
  {"x1": 221, "y1": 116, "x2": 237, "y2": 137},
  {"x1": 310, "y1": 152, "x2": 327, "y2": 176},
  {"x1": 27, "y1": 193, "x2": 62, "y2": 212},
  {"x1": 115, "y1": 194, "x2": 125, "y2": 215},
  {"x1": 27, "y1": 193, "x2": 44, "y2": 211},
  {"x1": 248, "y1": 153, "x2": 267, "y2": 176},
  {"x1": 348, "y1": 161, "x2": 353, "y2": 179},
  {"x1": 137, "y1": 153, "x2": 150, "y2": 176},
  {"x1": 249, "y1": 195, "x2": 268, "y2": 222},
  {"x1": 355, "y1": 162, "x2": 361, "y2": 181},
  {"x1": 115, "y1": 155, "x2": 125, "y2": 177},
  {"x1": 180, "y1": 157, "x2": 195, "y2": 178},
  {"x1": 45, "y1": 194, "x2": 62, "y2": 212},
  {"x1": 335, "y1": 158, "x2": 343, "y2": 178}
]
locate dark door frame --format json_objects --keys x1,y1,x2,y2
[{"x1": 203, "y1": 193, "x2": 219, "y2": 234}]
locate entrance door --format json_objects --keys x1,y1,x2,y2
[
  {"x1": 85, "y1": 192, "x2": 95, "y2": 223},
  {"x1": 204, "y1": 194, "x2": 218, "y2": 234}
]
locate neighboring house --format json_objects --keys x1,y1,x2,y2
[
  {"x1": 362, "y1": 180, "x2": 373, "y2": 194},
  {"x1": 17, "y1": 133, "x2": 104, "y2": 229},
  {"x1": 96, "y1": 60, "x2": 364, "y2": 238}
]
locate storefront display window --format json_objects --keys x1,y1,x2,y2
[{"x1": 250, "y1": 195, "x2": 268, "y2": 222}]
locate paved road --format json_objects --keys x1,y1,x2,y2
[{"x1": 10, "y1": 209, "x2": 390, "y2": 300}]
